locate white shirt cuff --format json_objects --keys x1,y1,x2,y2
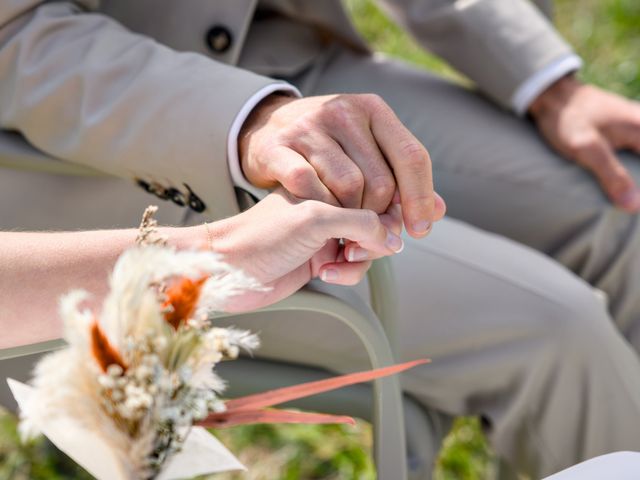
[
  {"x1": 227, "y1": 83, "x2": 302, "y2": 200},
  {"x1": 511, "y1": 54, "x2": 583, "y2": 116}
]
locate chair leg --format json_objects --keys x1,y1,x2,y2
[{"x1": 404, "y1": 399, "x2": 441, "y2": 479}]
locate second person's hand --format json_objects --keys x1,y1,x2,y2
[{"x1": 530, "y1": 75, "x2": 640, "y2": 212}]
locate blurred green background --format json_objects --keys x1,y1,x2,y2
[
  {"x1": 346, "y1": 0, "x2": 640, "y2": 100},
  {"x1": 2, "y1": 0, "x2": 639, "y2": 479}
]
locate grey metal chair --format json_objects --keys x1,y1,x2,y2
[{"x1": 0, "y1": 131, "x2": 450, "y2": 479}]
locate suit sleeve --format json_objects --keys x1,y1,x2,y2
[
  {"x1": 0, "y1": 1, "x2": 289, "y2": 219},
  {"x1": 376, "y1": 0, "x2": 577, "y2": 109}
]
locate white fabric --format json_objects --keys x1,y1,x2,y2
[
  {"x1": 227, "y1": 83, "x2": 301, "y2": 199},
  {"x1": 7, "y1": 378, "x2": 245, "y2": 480},
  {"x1": 543, "y1": 452, "x2": 640, "y2": 479},
  {"x1": 511, "y1": 54, "x2": 583, "y2": 115}
]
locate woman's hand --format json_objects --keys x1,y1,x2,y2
[{"x1": 207, "y1": 189, "x2": 414, "y2": 312}]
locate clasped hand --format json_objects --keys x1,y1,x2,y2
[
  {"x1": 216, "y1": 189, "x2": 435, "y2": 312},
  {"x1": 239, "y1": 93, "x2": 444, "y2": 237}
]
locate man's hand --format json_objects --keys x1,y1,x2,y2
[
  {"x1": 239, "y1": 93, "x2": 439, "y2": 237},
  {"x1": 530, "y1": 75, "x2": 640, "y2": 212}
]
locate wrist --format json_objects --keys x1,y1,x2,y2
[
  {"x1": 528, "y1": 74, "x2": 582, "y2": 119},
  {"x1": 192, "y1": 216, "x2": 240, "y2": 261},
  {"x1": 161, "y1": 225, "x2": 209, "y2": 251},
  {"x1": 161, "y1": 220, "x2": 240, "y2": 257},
  {"x1": 205, "y1": 215, "x2": 255, "y2": 277},
  {"x1": 238, "y1": 93, "x2": 295, "y2": 188}
]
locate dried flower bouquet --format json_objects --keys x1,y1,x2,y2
[{"x1": 8, "y1": 207, "x2": 426, "y2": 480}]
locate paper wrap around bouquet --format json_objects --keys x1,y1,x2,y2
[
  {"x1": 9, "y1": 358, "x2": 428, "y2": 479},
  {"x1": 9, "y1": 378, "x2": 244, "y2": 480}
]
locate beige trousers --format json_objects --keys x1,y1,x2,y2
[
  {"x1": 3, "y1": 48, "x2": 640, "y2": 478},
  {"x1": 210, "y1": 217, "x2": 640, "y2": 478},
  {"x1": 305, "y1": 47, "x2": 640, "y2": 350},
  {"x1": 262, "y1": 46, "x2": 640, "y2": 477}
]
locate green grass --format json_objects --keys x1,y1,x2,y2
[
  {"x1": 0, "y1": 407, "x2": 492, "y2": 480},
  {"x1": 345, "y1": 0, "x2": 640, "y2": 99},
  {"x1": 2, "y1": 1, "x2": 639, "y2": 479},
  {"x1": 344, "y1": 0, "x2": 463, "y2": 83},
  {"x1": 555, "y1": 0, "x2": 640, "y2": 99}
]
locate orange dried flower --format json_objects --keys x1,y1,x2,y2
[
  {"x1": 163, "y1": 276, "x2": 208, "y2": 330},
  {"x1": 90, "y1": 320, "x2": 127, "y2": 373}
]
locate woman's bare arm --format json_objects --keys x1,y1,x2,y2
[
  {"x1": 0, "y1": 226, "x2": 202, "y2": 348},
  {"x1": 0, "y1": 190, "x2": 405, "y2": 349}
]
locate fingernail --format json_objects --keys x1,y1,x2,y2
[
  {"x1": 412, "y1": 220, "x2": 432, "y2": 235},
  {"x1": 321, "y1": 269, "x2": 339, "y2": 282},
  {"x1": 348, "y1": 248, "x2": 369, "y2": 262},
  {"x1": 618, "y1": 189, "x2": 640, "y2": 210},
  {"x1": 385, "y1": 231, "x2": 404, "y2": 253}
]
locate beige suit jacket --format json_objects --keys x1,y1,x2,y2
[{"x1": 0, "y1": 0, "x2": 575, "y2": 225}]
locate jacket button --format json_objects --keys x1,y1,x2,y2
[
  {"x1": 136, "y1": 178, "x2": 153, "y2": 193},
  {"x1": 205, "y1": 25, "x2": 233, "y2": 53},
  {"x1": 188, "y1": 192, "x2": 206, "y2": 212},
  {"x1": 153, "y1": 184, "x2": 171, "y2": 200},
  {"x1": 184, "y1": 184, "x2": 206, "y2": 212},
  {"x1": 166, "y1": 188, "x2": 187, "y2": 207}
]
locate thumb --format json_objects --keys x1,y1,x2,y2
[{"x1": 311, "y1": 204, "x2": 404, "y2": 256}]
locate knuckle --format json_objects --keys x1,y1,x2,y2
[
  {"x1": 360, "y1": 93, "x2": 386, "y2": 110},
  {"x1": 333, "y1": 168, "x2": 364, "y2": 197},
  {"x1": 284, "y1": 164, "x2": 315, "y2": 190},
  {"x1": 285, "y1": 127, "x2": 315, "y2": 153},
  {"x1": 400, "y1": 141, "x2": 430, "y2": 170},
  {"x1": 297, "y1": 200, "x2": 325, "y2": 225},
  {"x1": 367, "y1": 174, "x2": 396, "y2": 202},
  {"x1": 566, "y1": 133, "x2": 600, "y2": 157},
  {"x1": 324, "y1": 97, "x2": 358, "y2": 127},
  {"x1": 260, "y1": 143, "x2": 283, "y2": 162},
  {"x1": 360, "y1": 209, "x2": 380, "y2": 231}
]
